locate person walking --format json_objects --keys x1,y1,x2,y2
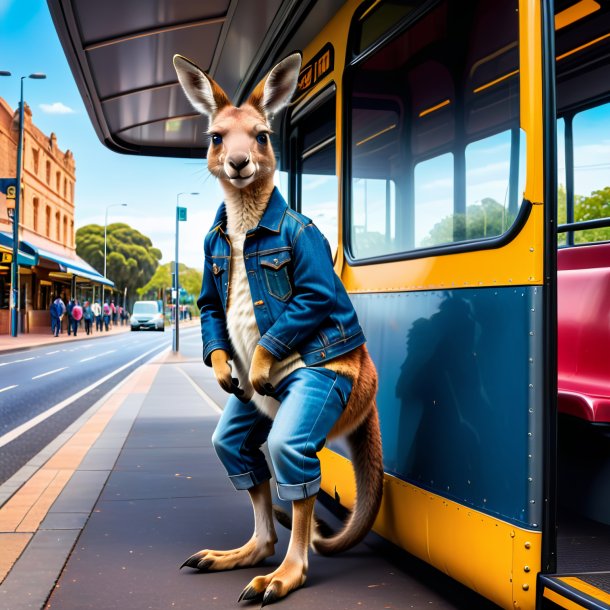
[
  {"x1": 102, "y1": 300, "x2": 111, "y2": 331},
  {"x1": 92, "y1": 300, "x2": 102, "y2": 331},
  {"x1": 83, "y1": 300, "x2": 93, "y2": 335},
  {"x1": 71, "y1": 300, "x2": 83, "y2": 336},
  {"x1": 66, "y1": 298, "x2": 75, "y2": 335},
  {"x1": 49, "y1": 295, "x2": 65, "y2": 337}
]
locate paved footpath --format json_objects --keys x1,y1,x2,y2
[
  {"x1": 0, "y1": 332, "x2": 498, "y2": 610},
  {"x1": 0, "y1": 324, "x2": 131, "y2": 355}
]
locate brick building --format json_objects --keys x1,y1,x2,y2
[{"x1": 0, "y1": 97, "x2": 111, "y2": 334}]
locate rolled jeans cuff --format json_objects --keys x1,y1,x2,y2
[
  {"x1": 276, "y1": 476, "x2": 321, "y2": 501},
  {"x1": 227, "y1": 466, "x2": 271, "y2": 491}
]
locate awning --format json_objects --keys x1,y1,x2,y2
[
  {"x1": 0, "y1": 232, "x2": 39, "y2": 266},
  {"x1": 23, "y1": 242, "x2": 115, "y2": 287},
  {"x1": 62, "y1": 265, "x2": 115, "y2": 286}
]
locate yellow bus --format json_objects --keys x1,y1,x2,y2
[{"x1": 50, "y1": 1, "x2": 610, "y2": 608}]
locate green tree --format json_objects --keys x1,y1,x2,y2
[
  {"x1": 138, "y1": 262, "x2": 202, "y2": 313},
  {"x1": 573, "y1": 186, "x2": 610, "y2": 243},
  {"x1": 76, "y1": 223, "x2": 162, "y2": 304},
  {"x1": 422, "y1": 198, "x2": 513, "y2": 246}
]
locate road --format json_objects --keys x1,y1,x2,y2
[{"x1": 0, "y1": 326, "x2": 201, "y2": 484}]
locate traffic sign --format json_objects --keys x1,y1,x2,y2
[{"x1": 177, "y1": 206, "x2": 187, "y2": 221}]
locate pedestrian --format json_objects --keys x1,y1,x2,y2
[
  {"x1": 49, "y1": 295, "x2": 65, "y2": 337},
  {"x1": 103, "y1": 300, "x2": 111, "y2": 331},
  {"x1": 119, "y1": 305, "x2": 124, "y2": 326},
  {"x1": 71, "y1": 300, "x2": 83, "y2": 336},
  {"x1": 110, "y1": 300, "x2": 117, "y2": 327},
  {"x1": 92, "y1": 300, "x2": 102, "y2": 331},
  {"x1": 83, "y1": 300, "x2": 93, "y2": 335},
  {"x1": 66, "y1": 298, "x2": 75, "y2": 335}
]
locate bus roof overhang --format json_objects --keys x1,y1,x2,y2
[{"x1": 47, "y1": 0, "x2": 345, "y2": 159}]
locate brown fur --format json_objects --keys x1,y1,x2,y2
[{"x1": 174, "y1": 52, "x2": 384, "y2": 603}]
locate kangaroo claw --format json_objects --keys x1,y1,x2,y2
[{"x1": 238, "y1": 585, "x2": 263, "y2": 602}]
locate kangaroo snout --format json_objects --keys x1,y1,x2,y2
[{"x1": 228, "y1": 154, "x2": 250, "y2": 173}]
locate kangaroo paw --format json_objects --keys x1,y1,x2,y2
[
  {"x1": 180, "y1": 537, "x2": 275, "y2": 572},
  {"x1": 238, "y1": 563, "x2": 306, "y2": 606}
]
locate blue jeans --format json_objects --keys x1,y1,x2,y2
[{"x1": 212, "y1": 367, "x2": 352, "y2": 501}]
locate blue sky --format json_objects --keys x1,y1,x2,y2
[{"x1": 0, "y1": 0, "x2": 223, "y2": 269}]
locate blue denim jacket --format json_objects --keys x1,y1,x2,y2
[{"x1": 197, "y1": 188, "x2": 365, "y2": 367}]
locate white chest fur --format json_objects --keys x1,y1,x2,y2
[{"x1": 223, "y1": 190, "x2": 305, "y2": 419}]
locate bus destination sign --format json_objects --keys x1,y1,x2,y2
[{"x1": 296, "y1": 43, "x2": 334, "y2": 100}]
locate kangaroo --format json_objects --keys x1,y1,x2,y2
[{"x1": 173, "y1": 52, "x2": 383, "y2": 606}]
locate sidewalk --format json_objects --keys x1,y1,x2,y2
[
  {"x1": 0, "y1": 323, "x2": 132, "y2": 354},
  {"x1": 0, "y1": 328, "x2": 493, "y2": 610}
]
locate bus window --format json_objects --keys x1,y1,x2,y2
[
  {"x1": 292, "y1": 93, "x2": 338, "y2": 255},
  {"x1": 301, "y1": 144, "x2": 338, "y2": 255},
  {"x1": 348, "y1": 0, "x2": 521, "y2": 261},
  {"x1": 414, "y1": 153, "x2": 453, "y2": 248},
  {"x1": 572, "y1": 103, "x2": 610, "y2": 243},
  {"x1": 557, "y1": 118, "x2": 567, "y2": 246},
  {"x1": 352, "y1": 177, "x2": 396, "y2": 256},
  {"x1": 465, "y1": 129, "x2": 526, "y2": 241}
]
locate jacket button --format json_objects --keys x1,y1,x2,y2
[{"x1": 320, "y1": 351, "x2": 326, "y2": 358}]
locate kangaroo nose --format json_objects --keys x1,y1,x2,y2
[{"x1": 228, "y1": 155, "x2": 250, "y2": 172}]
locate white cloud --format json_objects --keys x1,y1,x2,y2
[{"x1": 39, "y1": 102, "x2": 75, "y2": 115}]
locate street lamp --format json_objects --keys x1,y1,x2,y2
[
  {"x1": 102, "y1": 203, "x2": 127, "y2": 307},
  {"x1": 10, "y1": 72, "x2": 46, "y2": 338},
  {"x1": 174, "y1": 192, "x2": 198, "y2": 352}
]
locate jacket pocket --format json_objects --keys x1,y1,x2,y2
[{"x1": 260, "y1": 251, "x2": 292, "y2": 302}]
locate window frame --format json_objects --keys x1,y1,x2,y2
[
  {"x1": 286, "y1": 84, "x2": 339, "y2": 249},
  {"x1": 556, "y1": 98, "x2": 610, "y2": 247},
  {"x1": 342, "y1": 0, "x2": 533, "y2": 266}
]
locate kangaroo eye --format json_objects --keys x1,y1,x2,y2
[
  {"x1": 256, "y1": 133, "x2": 268, "y2": 145},
  {"x1": 211, "y1": 134, "x2": 223, "y2": 146}
]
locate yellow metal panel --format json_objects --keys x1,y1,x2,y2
[
  {"x1": 560, "y1": 577, "x2": 610, "y2": 605},
  {"x1": 320, "y1": 448, "x2": 541, "y2": 610},
  {"x1": 519, "y1": 0, "x2": 544, "y2": 206},
  {"x1": 543, "y1": 587, "x2": 588, "y2": 610},
  {"x1": 555, "y1": 0, "x2": 600, "y2": 30}
]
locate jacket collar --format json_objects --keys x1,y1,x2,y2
[
  {"x1": 257, "y1": 187, "x2": 287, "y2": 233},
  {"x1": 211, "y1": 187, "x2": 287, "y2": 234}
]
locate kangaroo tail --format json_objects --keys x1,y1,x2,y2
[{"x1": 312, "y1": 406, "x2": 383, "y2": 556}]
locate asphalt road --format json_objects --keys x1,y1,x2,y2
[{"x1": 0, "y1": 326, "x2": 201, "y2": 484}]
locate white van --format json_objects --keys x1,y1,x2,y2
[{"x1": 130, "y1": 300, "x2": 164, "y2": 331}]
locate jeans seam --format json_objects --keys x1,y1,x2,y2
[{"x1": 301, "y1": 374, "x2": 337, "y2": 486}]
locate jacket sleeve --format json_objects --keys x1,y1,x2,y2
[
  {"x1": 197, "y1": 236, "x2": 232, "y2": 367},
  {"x1": 258, "y1": 223, "x2": 336, "y2": 360}
]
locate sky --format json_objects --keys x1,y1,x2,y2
[{"x1": 0, "y1": 0, "x2": 224, "y2": 270}]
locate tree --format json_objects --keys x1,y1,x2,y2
[
  {"x1": 138, "y1": 262, "x2": 202, "y2": 313},
  {"x1": 422, "y1": 198, "x2": 513, "y2": 247},
  {"x1": 574, "y1": 186, "x2": 610, "y2": 243},
  {"x1": 76, "y1": 223, "x2": 162, "y2": 304}
]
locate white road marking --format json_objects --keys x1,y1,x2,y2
[
  {"x1": 80, "y1": 349, "x2": 116, "y2": 363},
  {"x1": 176, "y1": 366, "x2": 223, "y2": 415},
  {"x1": 45, "y1": 350, "x2": 61, "y2": 355},
  {"x1": 0, "y1": 342, "x2": 170, "y2": 448},
  {"x1": 0, "y1": 385, "x2": 18, "y2": 393},
  {"x1": 0, "y1": 357, "x2": 36, "y2": 367},
  {"x1": 32, "y1": 367, "x2": 68, "y2": 380}
]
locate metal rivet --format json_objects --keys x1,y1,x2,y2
[
  {"x1": 522, "y1": 584, "x2": 529, "y2": 591},
  {"x1": 524, "y1": 541, "x2": 531, "y2": 549},
  {"x1": 524, "y1": 565, "x2": 530, "y2": 573}
]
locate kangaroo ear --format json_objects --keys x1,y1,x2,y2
[
  {"x1": 248, "y1": 53, "x2": 302, "y2": 116},
  {"x1": 173, "y1": 54, "x2": 230, "y2": 117}
]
